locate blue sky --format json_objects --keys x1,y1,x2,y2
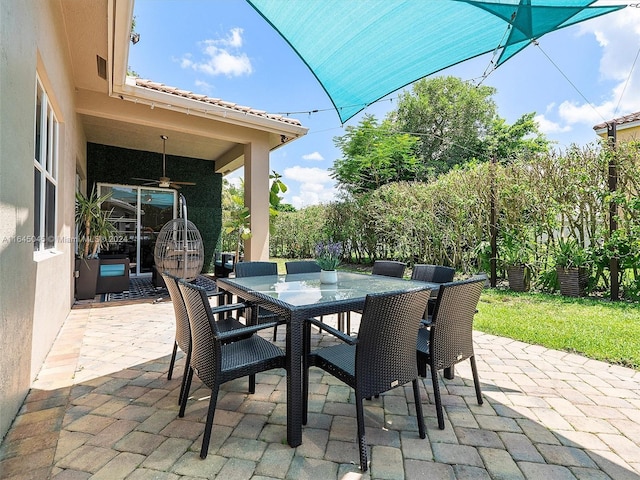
[{"x1": 129, "y1": 0, "x2": 640, "y2": 209}]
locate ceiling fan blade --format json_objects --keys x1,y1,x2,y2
[
  {"x1": 171, "y1": 181, "x2": 197, "y2": 186},
  {"x1": 169, "y1": 183, "x2": 182, "y2": 190},
  {"x1": 132, "y1": 177, "x2": 160, "y2": 184}
]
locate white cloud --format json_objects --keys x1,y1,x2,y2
[
  {"x1": 557, "y1": 100, "x2": 612, "y2": 127},
  {"x1": 225, "y1": 175, "x2": 242, "y2": 189},
  {"x1": 573, "y1": 7, "x2": 640, "y2": 115},
  {"x1": 283, "y1": 166, "x2": 333, "y2": 184},
  {"x1": 283, "y1": 166, "x2": 337, "y2": 209},
  {"x1": 538, "y1": 7, "x2": 640, "y2": 134},
  {"x1": 534, "y1": 114, "x2": 572, "y2": 135},
  {"x1": 194, "y1": 79, "x2": 214, "y2": 94},
  {"x1": 180, "y1": 28, "x2": 253, "y2": 77},
  {"x1": 291, "y1": 187, "x2": 338, "y2": 209},
  {"x1": 302, "y1": 151, "x2": 324, "y2": 161}
]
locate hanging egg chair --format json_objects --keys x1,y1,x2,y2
[{"x1": 154, "y1": 194, "x2": 204, "y2": 281}]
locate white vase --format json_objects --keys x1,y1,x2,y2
[{"x1": 320, "y1": 269, "x2": 338, "y2": 284}]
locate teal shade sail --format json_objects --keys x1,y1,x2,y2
[{"x1": 247, "y1": 0, "x2": 625, "y2": 124}]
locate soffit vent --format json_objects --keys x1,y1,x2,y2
[{"x1": 96, "y1": 55, "x2": 107, "y2": 80}]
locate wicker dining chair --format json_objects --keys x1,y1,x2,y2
[
  {"x1": 285, "y1": 260, "x2": 321, "y2": 274},
  {"x1": 372, "y1": 260, "x2": 406, "y2": 278},
  {"x1": 303, "y1": 286, "x2": 431, "y2": 471},
  {"x1": 416, "y1": 277, "x2": 485, "y2": 429},
  {"x1": 411, "y1": 264, "x2": 455, "y2": 319},
  {"x1": 411, "y1": 264, "x2": 455, "y2": 283},
  {"x1": 161, "y1": 272, "x2": 246, "y2": 407},
  {"x1": 177, "y1": 279, "x2": 286, "y2": 459},
  {"x1": 286, "y1": 260, "x2": 324, "y2": 323},
  {"x1": 234, "y1": 261, "x2": 283, "y2": 340},
  {"x1": 344, "y1": 260, "x2": 407, "y2": 334}
]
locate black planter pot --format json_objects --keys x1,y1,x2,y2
[
  {"x1": 75, "y1": 257, "x2": 100, "y2": 300},
  {"x1": 557, "y1": 266, "x2": 589, "y2": 297},
  {"x1": 507, "y1": 265, "x2": 530, "y2": 292}
]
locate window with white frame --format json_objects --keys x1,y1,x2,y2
[{"x1": 34, "y1": 75, "x2": 59, "y2": 253}]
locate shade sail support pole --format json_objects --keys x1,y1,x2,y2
[
  {"x1": 607, "y1": 123, "x2": 619, "y2": 301},
  {"x1": 490, "y1": 155, "x2": 497, "y2": 288}
]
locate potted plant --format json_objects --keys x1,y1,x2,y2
[
  {"x1": 75, "y1": 187, "x2": 116, "y2": 300},
  {"x1": 314, "y1": 241, "x2": 342, "y2": 284},
  {"x1": 554, "y1": 237, "x2": 591, "y2": 297},
  {"x1": 499, "y1": 231, "x2": 533, "y2": 292}
]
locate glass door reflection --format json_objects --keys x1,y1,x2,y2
[
  {"x1": 99, "y1": 184, "x2": 176, "y2": 276},
  {"x1": 139, "y1": 189, "x2": 176, "y2": 274}
]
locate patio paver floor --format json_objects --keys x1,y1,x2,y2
[{"x1": 1, "y1": 299, "x2": 640, "y2": 479}]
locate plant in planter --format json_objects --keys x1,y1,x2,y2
[
  {"x1": 75, "y1": 188, "x2": 116, "y2": 300},
  {"x1": 498, "y1": 231, "x2": 533, "y2": 292},
  {"x1": 553, "y1": 237, "x2": 591, "y2": 297},
  {"x1": 315, "y1": 241, "x2": 342, "y2": 284}
]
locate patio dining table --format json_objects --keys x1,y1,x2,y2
[{"x1": 216, "y1": 270, "x2": 439, "y2": 448}]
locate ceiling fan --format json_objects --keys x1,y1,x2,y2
[{"x1": 132, "y1": 135, "x2": 196, "y2": 189}]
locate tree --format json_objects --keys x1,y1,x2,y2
[
  {"x1": 331, "y1": 115, "x2": 421, "y2": 194},
  {"x1": 482, "y1": 113, "x2": 550, "y2": 162},
  {"x1": 222, "y1": 179, "x2": 252, "y2": 263},
  {"x1": 393, "y1": 76, "x2": 497, "y2": 176},
  {"x1": 221, "y1": 171, "x2": 291, "y2": 258},
  {"x1": 331, "y1": 77, "x2": 550, "y2": 197}
]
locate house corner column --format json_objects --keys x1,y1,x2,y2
[{"x1": 244, "y1": 138, "x2": 270, "y2": 261}]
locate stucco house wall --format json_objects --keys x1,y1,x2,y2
[
  {"x1": 0, "y1": 0, "x2": 80, "y2": 439},
  {"x1": 0, "y1": 0, "x2": 307, "y2": 444}
]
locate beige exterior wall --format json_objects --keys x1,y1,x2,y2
[
  {"x1": 244, "y1": 137, "x2": 272, "y2": 261},
  {"x1": 596, "y1": 123, "x2": 640, "y2": 143},
  {"x1": 0, "y1": 0, "x2": 81, "y2": 440},
  {"x1": 0, "y1": 0, "x2": 306, "y2": 443},
  {"x1": 614, "y1": 126, "x2": 640, "y2": 143}
]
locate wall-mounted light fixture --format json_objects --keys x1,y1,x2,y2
[{"x1": 130, "y1": 32, "x2": 140, "y2": 44}]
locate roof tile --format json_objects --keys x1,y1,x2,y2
[
  {"x1": 135, "y1": 78, "x2": 302, "y2": 126},
  {"x1": 593, "y1": 111, "x2": 640, "y2": 130}
]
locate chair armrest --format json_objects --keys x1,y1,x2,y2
[
  {"x1": 216, "y1": 321, "x2": 281, "y2": 342},
  {"x1": 207, "y1": 290, "x2": 226, "y2": 306},
  {"x1": 307, "y1": 318, "x2": 357, "y2": 345},
  {"x1": 211, "y1": 302, "x2": 248, "y2": 316}
]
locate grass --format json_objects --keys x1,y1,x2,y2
[
  {"x1": 475, "y1": 289, "x2": 640, "y2": 370},
  {"x1": 273, "y1": 258, "x2": 640, "y2": 370}
]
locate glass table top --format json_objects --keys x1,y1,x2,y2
[{"x1": 218, "y1": 271, "x2": 437, "y2": 307}]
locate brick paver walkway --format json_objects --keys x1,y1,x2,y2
[{"x1": 1, "y1": 299, "x2": 640, "y2": 479}]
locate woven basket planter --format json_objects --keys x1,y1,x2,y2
[
  {"x1": 557, "y1": 267, "x2": 589, "y2": 297},
  {"x1": 507, "y1": 265, "x2": 530, "y2": 292}
]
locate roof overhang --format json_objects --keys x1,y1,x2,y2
[
  {"x1": 594, "y1": 112, "x2": 640, "y2": 138},
  {"x1": 61, "y1": 0, "x2": 307, "y2": 174}
]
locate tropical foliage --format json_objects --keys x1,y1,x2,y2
[
  {"x1": 272, "y1": 141, "x2": 640, "y2": 300},
  {"x1": 75, "y1": 187, "x2": 116, "y2": 259},
  {"x1": 220, "y1": 171, "x2": 292, "y2": 258}
]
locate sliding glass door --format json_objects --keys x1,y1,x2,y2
[{"x1": 98, "y1": 184, "x2": 177, "y2": 276}]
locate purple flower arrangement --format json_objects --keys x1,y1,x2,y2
[{"x1": 314, "y1": 241, "x2": 343, "y2": 271}]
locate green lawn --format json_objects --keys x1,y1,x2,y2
[
  {"x1": 273, "y1": 258, "x2": 640, "y2": 370},
  {"x1": 475, "y1": 289, "x2": 640, "y2": 370}
]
